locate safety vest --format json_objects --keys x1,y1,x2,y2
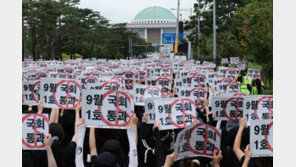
[
  {"x1": 240, "y1": 76, "x2": 252, "y2": 93},
  {"x1": 251, "y1": 87, "x2": 259, "y2": 95}
]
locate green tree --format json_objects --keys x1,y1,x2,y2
[{"x1": 237, "y1": 0, "x2": 273, "y2": 87}]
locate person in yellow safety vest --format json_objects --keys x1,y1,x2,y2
[
  {"x1": 248, "y1": 76, "x2": 265, "y2": 95},
  {"x1": 234, "y1": 69, "x2": 252, "y2": 94}
]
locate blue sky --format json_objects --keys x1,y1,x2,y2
[{"x1": 78, "y1": 0, "x2": 197, "y2": 23}]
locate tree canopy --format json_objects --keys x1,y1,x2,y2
[{"x1": 22, "y1": 0, "x2": 151, "y2": 61}]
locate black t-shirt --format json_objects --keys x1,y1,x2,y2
[
  {"x1": 64, "y1": 141, "x2": 77, "y2": 167},
  {"x1": 237, "y1": 76, "x2": 243, "y2": 83},
  {"x1": 91, "y1": 155, "x2": 97, "y2": 166},
  {"x1": 239, "y1": 155, "x2": 256, "y2": 167},
  {"x1": 22, "y1": 141, "x2": 76, "y2": 167}
]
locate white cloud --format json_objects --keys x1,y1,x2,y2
[{"x1": 78, "y1": 0, "x2": 197, "y2": 23}]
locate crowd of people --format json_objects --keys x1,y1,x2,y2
[{"x1": 22, "y1": 59, "x2": 273, "y2": 167}]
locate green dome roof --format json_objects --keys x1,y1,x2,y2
[{"x1": 134, "y1": 6, "x2": 176, "y2": 20}]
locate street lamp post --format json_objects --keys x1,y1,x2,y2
[
  {"x1": 213, "y1": 0, "x2": 217, "y2": 63},
  {"x1": 197, "y1": 0, "x2": 201, "y2": 59},
  {"x1": 174, "y1": 0, "x2": 180, "y2": 55}
]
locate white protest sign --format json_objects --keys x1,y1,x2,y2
[
  {"x1": 221, "y1": 58, "x2": 228, "y2": 64},
  {"x1": 237, "y1": 62, "x2": 246, "y2": 70},
  {"x1": 177, "y1": 70, "x2": 189, "y2": 78},
  {"x1": 160, "y1": 66, "x2": 172, "y2": 77},
  {"x1": 218, "y1": 67, "x2": 238, "y2": 78},
  {"x1": 225, "y1": 81, "x2": 241, "y2": 93},
  {"x1": 206, "y1": 71, "x2": 218, "y2": 88},
  {"x1": 154, "y1": 98, "x2": 198, "y2": 130},
  {"x1": 22, "y1": 80, "x2": 40, "y2": 105},
  {"x1": 81, "y1": 76, "x2": 99, "y2": 90},
  {"x1": 145, "y1": 77, "x2": 157, "y2": 86},
  {"x1": 82, "y1": 90, "x2": 134, "y2": 129},
  {"x1": 144, "y1": 98, "x2": 156, "y2": 124},
  {"x1": 225, "y1": 68, "x2": 239, "y2": 78},
  {"x1": 174, "y1": 79, "x2": 184, "y2": 95},
  {"x1": 203, "y1": 61, "x2": 210, "y2": 66},
  {"x1": 98, "y1": 81, "x2": 123, "y2": 91},
  {"x1": 133, "y1": 84, "x2": 161, "y2": 106},
  {"x1": 122, "y1": 71, "x2": 134, "y2": 89},
  {"x1": 247, "y1": 69, "x2": 261, "y2": 79},
  {"x1": 178, "y1": 87, "x2": 208, "y2": 111},
  {"x1": 211, "y1": 96, "x2": 244, "y2": 121},
  {"x1": 215, "y1": 77, "x2": 234, "y2": 94},
  {"x1": 230, "y1": 57, "x2": 240, "y2": 65},
  {"x1": 40, "y1": 79, "x2": 81, "y2": 109},
  {"x1": 188, "y1": 74, "x2": 207, "y2": 88},
  {"x1": 56, "y1": 72, "x2": 70, "y2": 79},
  {"x1": 174, "y1": 123, "x2": 221, "y2": 160},
  {"x1": 22, "y1": 114, "x2": 49, "y2": 150},
  {"x1": 155, "y1": 77, "x2": 172, "y2": 97},
  {"x1": 244, "y1": 95, "x2": 273, "y2": 121},
  {"x1": 250, "y1": 120, "x2": 273, "y2": 157},
  {"x1": 133, "y1": 71, "x2": 146, "y2": 82}
]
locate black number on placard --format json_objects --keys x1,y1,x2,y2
[
  {"x1": 148, "y1": 103, "x2": 153, "y2": 110},
  {"x1": 148, "y1": 113, "x2": 153, "y2": 119},
  {"x1": 181, "y1": 90, "x2": 184, "y2": 96},
  {"x1": 86, "y1": 110, "x2": 91, "y2": 119},
  {"x1": 160, "y1": 118, "x2": 163, "y2": 125},
  {"x1": 215, "y1": 101, "x2": 219, "y2": 107},
  {"x1": 254, "y1": 140, "x2": 258, "y2": 149},
  {"x1": 86, "y1": 95, "x2": 92, "y2": 104},
  {"x1": 246, "y1": 102, "x2": 250, "y2": 109},
  {"x1": 158, "y1": 105, "x2": 163, "y2": 113},
  {"x1": 254, "y1": 125, "x2": 260, "y2": 135},
  {"x1": 23, "y1": 85, "x2": 28, "y2": 91},
  {"x1": 44, "y1": 84, "x2": 49, "y2": 91}
]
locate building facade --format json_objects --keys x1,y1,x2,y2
[{"x1": 127, "y1": 6, "x2": 187, "y2": 55}]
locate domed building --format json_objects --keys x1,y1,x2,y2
[{"x1": 127, "y1": 6, "x2": 186, "y2": 54}]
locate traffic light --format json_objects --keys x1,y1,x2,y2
[
  {"x1": 178, "y1": 42, "x2": 188, "y2": 53},
  {"x1": 179, "y1": 21, "x2": 184, "y2": 34},
  {"x1": 146, "y1": 45, "x2": 148, "y2": 48}
]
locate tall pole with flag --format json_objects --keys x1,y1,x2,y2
[{"x1": 174, "y1": 0, "x2": 180, "y2": 54}]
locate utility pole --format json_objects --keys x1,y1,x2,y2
[
  {"x1": 129, "y1": 36, "x2": 133, "y2": 60},
  {"x1": 213, "y1": 0, "x2": 217, "y2": 62},
  {"x1": 130, "y1": 37, "x2": 133, "y2": 59},
  {"x1": 174, "y1": 0, "x2": 180, "y2": 55},
  {"x1": 197, "y1": 0, "x2": 201, "y2": 59},
  {"x1": 171, "y1": 7, "x2": 193, "y2": 59},
  {"x1": 188, "y1": 8, "x2": 193, "y2": 60}
]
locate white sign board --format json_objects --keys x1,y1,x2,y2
[
  {"x1": 244, "y1": 95, "x2": 273, "y2": 121},
  {"x1": 22, "y1": 114, "x2": 49, "y2": 150},
  {"x1": 22, "y1": 80, "x2": 40, "y2": 105},
  {"x1": 154, "y1": 98, "x2": 198, "y2": 130},
  {"x1": 174, "y1": 123, "x2": 221, "y2": 160},
  {"x1": 133, "y1": 84, "x2": 161, "y2": 106},
  {"x1": 40, "y1": 79, "x2": 81, "y2": 109},
  {"x1": 144, "y1": 98, "x2": 156, "y2": 124},
  {"x1": 250, "y1": 120, "x2": 273, "y2": 157},
  {"x1": 211, "y1": 96, "x2": 244, "y2": 121},
  {"x1": 82, "y1": 90, "x2": 134, "y2": 129}
]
